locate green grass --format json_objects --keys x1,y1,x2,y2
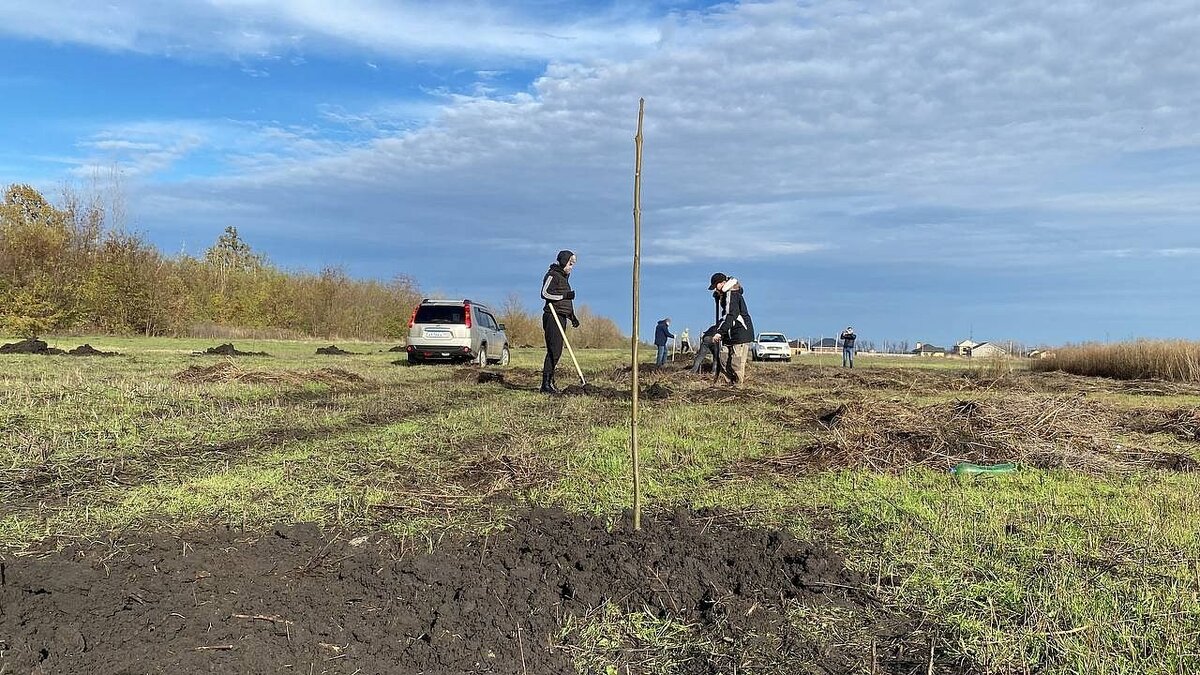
[{"x1": 3, "y1": 335, "x2": 1200, "y2": 673}]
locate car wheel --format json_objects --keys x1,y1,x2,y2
[
  {"x1": 477, "y1": 346, "x2": 488, "y2": 367},
  {"x1": 406, "y1": 355, "x2": 421, "y2": 366},
  {"x1": 499, "y1": 346, "x2": 511, "y2": 366}
]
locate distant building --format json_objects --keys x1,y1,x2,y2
[
  {"x1": 811, "y1": 337, "x2": 838, "y2": 353},
  {"x1": 912, "y1": 342, "x2": 947, "y2": 356},
  {"x1": 969, "y1": 342, "x2": 1009, "y2": 358},
  {"x1": 953, "y1": 340, "x2": 979, "y2": 356}
]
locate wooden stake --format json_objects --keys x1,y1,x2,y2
[{"x1": 631, "y1": 98, "x2": 645, "y2": 531}]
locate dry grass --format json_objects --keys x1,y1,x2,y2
[{"x1": 1032, "y1": 340, "x2": 1200, "y2": 382}]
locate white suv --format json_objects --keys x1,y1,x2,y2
[
  {"x1": 404, "y1": 299, "x2": 510, "y2": 366},
  {"x1": 751, "y1": 332, "x2": 792, "y2": 362}
]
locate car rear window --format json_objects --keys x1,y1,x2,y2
[{"x1": 414, "y1": 305, "x2": 465, "y2": 324}]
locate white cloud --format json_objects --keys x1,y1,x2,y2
[
  {"x1": 0, "y1": 0, "x2": 662, "y2": 62},
  {"x1": 39, "y1": 0, "x2": 1200, "y2": 277}
]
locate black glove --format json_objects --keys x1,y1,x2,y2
[
  {"x1": 570, "y1": 315, "x2": 580, "y2": 328},
  {"x1": 563, "y1": 290, "x2": 576, "y2": 300}
]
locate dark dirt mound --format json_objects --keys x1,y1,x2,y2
[
  {"x1": 66, "y1": 343, "x2": 119, "y2": 356},
  {"x1": 315, "y1": 345, "x2": 356, "y2": 355},
  {"x1": 195, "y1": 343, "x2": 270, "y2": 357},
  {"x1": 645, "y1": 381, "x2": 673, "y2": 399},
  {"x1": 0, "y1": 338, "x2": 65, "y2": 355},
  {"x1": 0, "y1": 509, "x2": 955, "y2": 675},
  {"x1": 387, "y1": 344, "x2": 407, "y2": 352},
  {"x1": 610, "y1": 363, "x2": 693, "y2": 378},
  {"x1": 477, "y1": 371, "x2": 506, "y2": 384},
  {"x1": 561, "y1": 383, "x2": 626, "y2": 399}
]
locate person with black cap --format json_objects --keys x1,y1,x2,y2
[
  {"x1": 708, "y1": 272, "x2": 755, "y2": 387},
  {"x1": 540, "y1": 250, "x2": 579, "y2": 394}
]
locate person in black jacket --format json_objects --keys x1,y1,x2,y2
[
  {"x1": 709, "y1": 272, "x2": 755, "y2": 386},
  {"x1": 540, "y1": 250, "x2": 578, "y2": 394},
  {"x1": 690, "y1": 323, "x2": 723, "y2": 376},
  {"x1": 840, "y1": 326, "x2": 857, "y2": 368},
  {"x1": 654, "y1": 318, "x2": 675, "y2": 366}
]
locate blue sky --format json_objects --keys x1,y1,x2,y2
[{"x1": 2, "y1": 0, "x2": 1199, "y2": 347}]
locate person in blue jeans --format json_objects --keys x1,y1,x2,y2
[
  {"x1": 840, "y1": 326, "x2": 857, "y2": 368},
  {"x1": 654, "y1": 317, "x2": 675, "y2": 366}
]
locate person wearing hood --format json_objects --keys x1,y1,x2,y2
[
  {"x1": 840, "y1": 326, "x2": 857, "y2": 368},
  {"x1": 654, "y1": 317, "x2": 675, "y2": 366},
  {"x1": 690, "y1": 323, "x2": 723, "y2": 376},
  {"x1": 540, "y1": 250, "x2": 579, "y2": 394},
  {"x1": 709, "y1": 272, "x2": 755, "y2": 386}
]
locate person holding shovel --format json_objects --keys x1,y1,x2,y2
[
  {"x1": 709, "y1": 272, "x2": 755, "y2": 387},
  {"x1": 654, "y1": 317, "x2": 675, "y2": 366},
  {"x1": 540, "y1": 250, "x2": 579, "y2": 394}
]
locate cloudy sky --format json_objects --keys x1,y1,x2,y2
[{"x1": 2, "y1": 0, "x2": 1198, "y2": 346}]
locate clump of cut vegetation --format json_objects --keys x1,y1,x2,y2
[
  {"x1": 733, "y1": 395, "x2": 1198, "y2": 475},
  {"x1": 1033, "y1": 340, "x2": 1200, "y2": 382}
]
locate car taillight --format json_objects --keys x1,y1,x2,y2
[
  {"x1": 407, "y1": 306, "x2": 419, "y2": 328},
  {"x1": 463, "y1": 301, "x2": 472, "y2": 328}
]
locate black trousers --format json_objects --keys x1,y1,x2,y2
[{"x1": 543, "y1": 311, "x2": 569, "y2": 378}]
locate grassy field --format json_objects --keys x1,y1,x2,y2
[{"x1": 3, "y1": 336, "x2": 1200, "y2": 673}]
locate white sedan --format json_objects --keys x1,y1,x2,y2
[{"x1": 751, "y1": 333, "x2": 792, "y2": 362}]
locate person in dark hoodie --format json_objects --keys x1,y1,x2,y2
[
  {"x1": 654, "y1": 317, "x2": 675, "y2": 366},
  {"x1": 709, "y1": 272, "x2": 755, "y2": 387},
  {"x1": 540, "y1": 250, "x2": 579, "y2": 394},
  {"x1": 690, "y1": 323, "x2": 723, "y2": 376}
]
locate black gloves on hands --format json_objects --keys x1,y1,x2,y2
[{"x1": 570, "y1": 315, "x2": 581, "y2": 328}]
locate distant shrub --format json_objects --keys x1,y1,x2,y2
[{"x1": 1031, "y1": 340, "x2": 1200, "y2": 382}]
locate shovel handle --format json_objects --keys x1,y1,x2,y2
[{"x1": 549, "y1": 310, "x2": 586, "y2": 385}]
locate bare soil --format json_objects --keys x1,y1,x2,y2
[
  {"x1": 195, "y1": 343, "x2": 270, "y2": 357},
  {"x1": 0, "y1": 340, "x2": 118, "y2": 356},
  {"x1": 315, "y1": 345, "x2": 357, "y2": 355},
  {"x1": 0, "y1": 509, "x2": 960, "y2": 675},
  {"x1": 0, "y1": 339, "x2": 64, "y2": 355}
]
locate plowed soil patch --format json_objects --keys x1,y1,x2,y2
[{"x1": 0, "y1": 509, "x2": 959, "y2": 674}]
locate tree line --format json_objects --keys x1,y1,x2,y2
[{"x1": 0, "y1": 183, "x2": 626, "y2": 346}]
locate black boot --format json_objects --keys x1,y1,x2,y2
[{"x1": 540, "y1": 369, "x2": 560, "y2": 394}]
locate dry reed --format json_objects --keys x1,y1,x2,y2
[{"x1": 1032, "y1": 340, "x2": 1200, "y2": 382}]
